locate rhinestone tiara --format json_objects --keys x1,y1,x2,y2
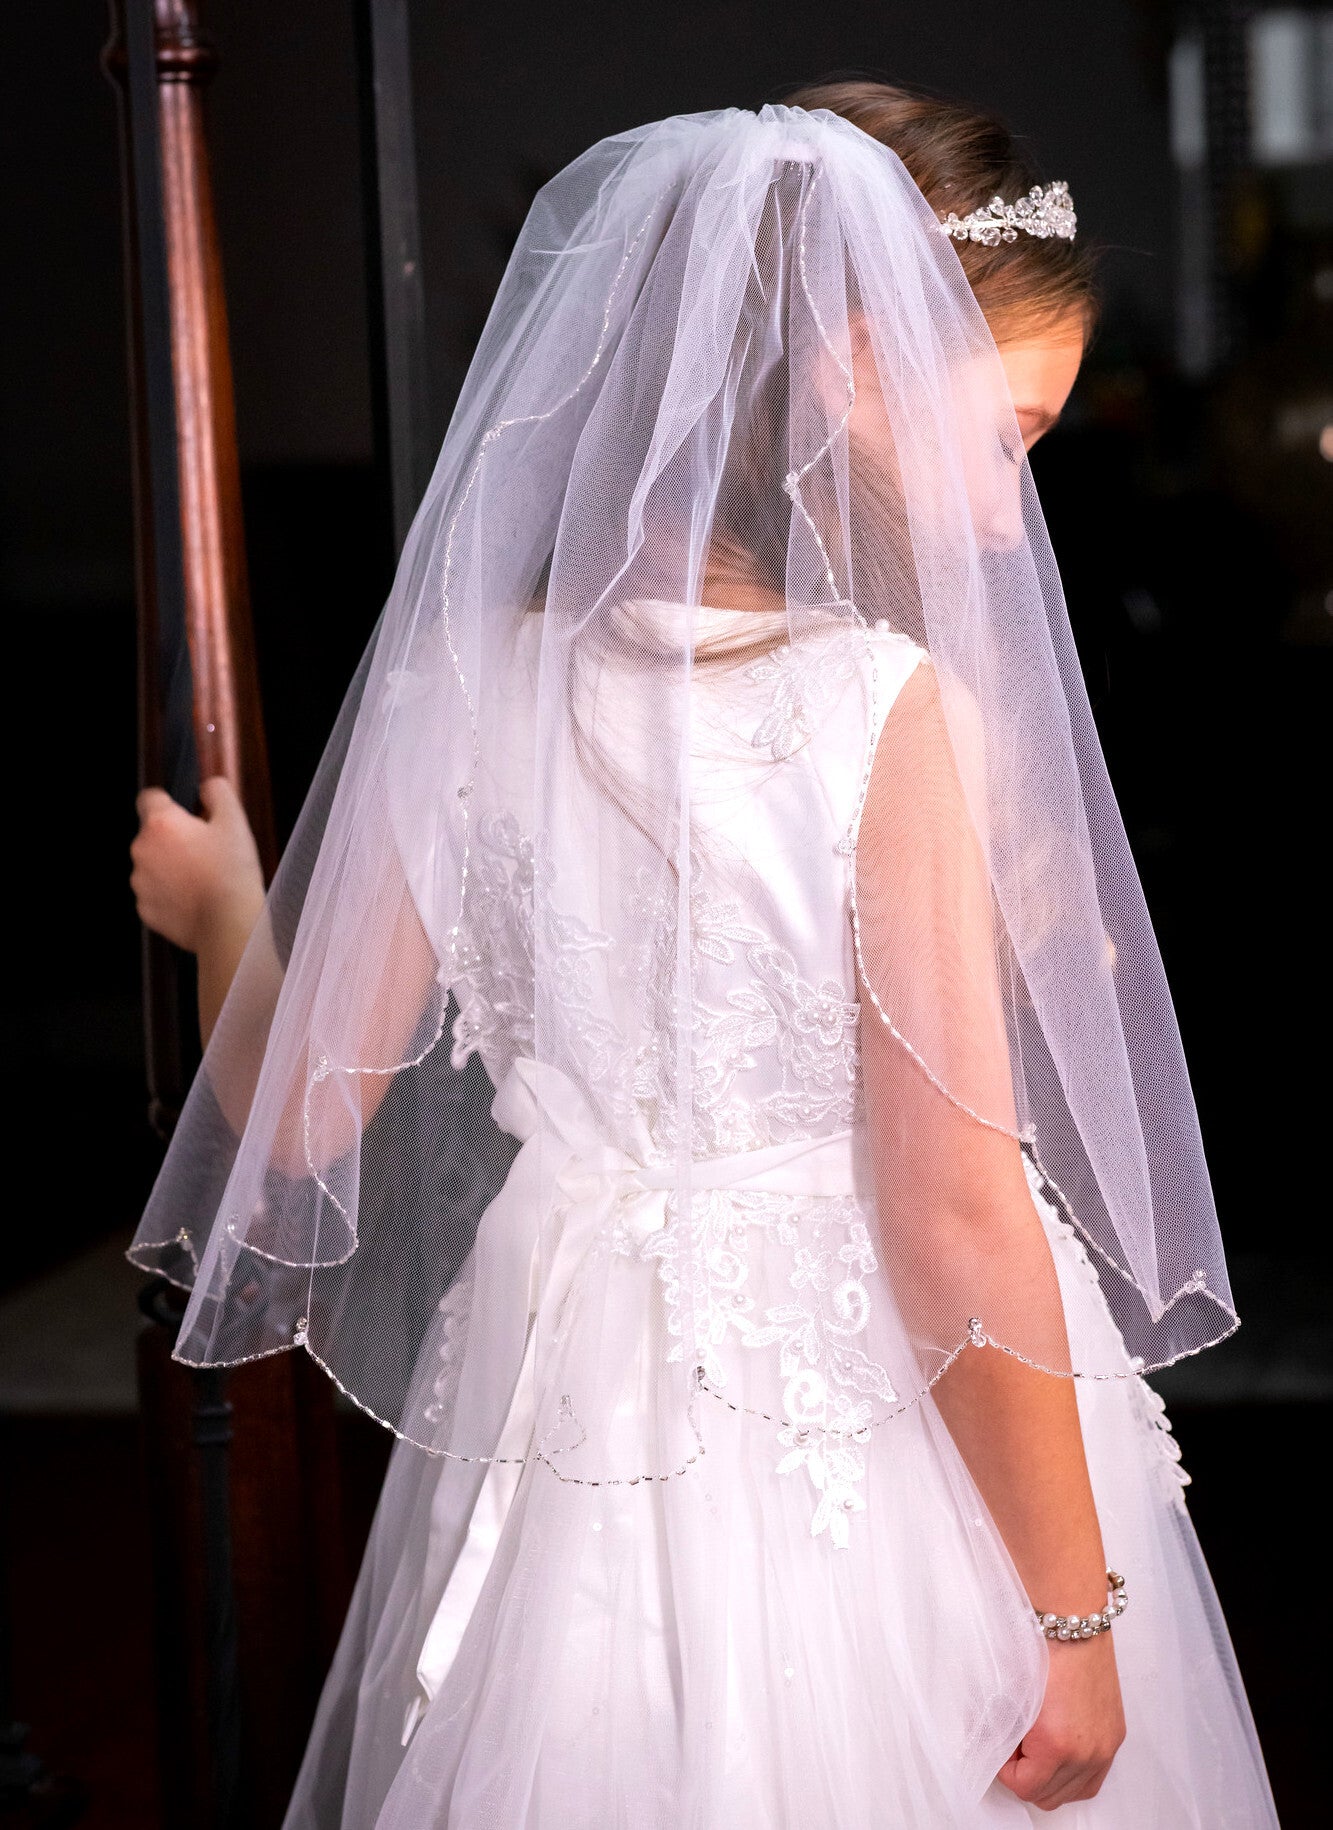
[{"x1": 937, "y1": 179, "x2": 1077, "y2": 246}]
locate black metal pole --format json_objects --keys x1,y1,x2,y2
[
  {"x1": 353, "y1": 0, "x2": 432, "y2": 564},
  {"x1": 1201, "y1": 0, "x2": 1253, "y2": 373},
  {"x1": 192, "y1": 1370, "x2": 241, "y2": 1830}
]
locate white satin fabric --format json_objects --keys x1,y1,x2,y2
[
  {"x1": 402, "y1": 1056, "x2": 870, "y2": 1743},
  {"x1": 283, "y1": 615, "x2": 1275, "y2": 1828}
]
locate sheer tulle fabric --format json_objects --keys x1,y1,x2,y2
[
  {"x1": 282, "y1": 1182, "x2": 1270, "y2": 1828},
  {"x1": 129, "y1": 104, "x2": 1236, "y2": 1471}
]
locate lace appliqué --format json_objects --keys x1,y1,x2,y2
[
  {"x1": 642, "y1": 1190, "x2": 893, "y2": 1546},
  {"x1": 746, "y1": 629, "x2": 862, "y2": 762},
  {"x1": 448, "y1": 817, "x2": 887, "y2": 1543},
  {"x1": 418, "y1": 1267, "x2": 475, "y2": 1432},
  {"x1": 1128, "y1": 1364, "x2": 1192, "y2": 1508},
  {"x1": 447, "y1": 813, "x2": 536, "y2": 1076},
  {"x1": 448, "y1": 815, "x2": 626, "y2": 1095},
  {"x1": 627, "y1": 876, "x2": 862, "y2": 1159}
]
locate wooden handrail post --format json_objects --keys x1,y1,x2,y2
[
  {"x1": 105, "y1": 0, "x2": 275, "y2": 870},
  {"x1": 105, "y1": 7, "x2": 348, "y2": 1826}
]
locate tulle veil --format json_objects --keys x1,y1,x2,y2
[{"x1": 128, "y1": 103, "x2": 1239, "y2": 1487}]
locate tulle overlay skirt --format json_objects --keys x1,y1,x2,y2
[{"x1": 283, "y1": 1178, "x2": 1275, "y2": 1829}]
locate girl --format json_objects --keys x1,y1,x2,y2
[{"x1": 131, "y1": 84, "x2": 1275, "y2": 1827}]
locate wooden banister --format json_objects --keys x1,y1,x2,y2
[
  {"x1": 107, "y1": 0, "x2": 275, "y2": 867},
  {"x1": 105, "y1": 6, "x2": 348, "y2": 1825}
]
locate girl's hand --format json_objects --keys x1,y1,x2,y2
[
  {"x1": 996, "y1": 1634, "x2": 1126, "y2": 1811},
  {"x1": 130, "y1": 776, "x2": 265, "y2": 954}
]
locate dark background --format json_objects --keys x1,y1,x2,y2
[{"x1": 1, "y1": 2, "x2": 1329, "y2": 1825}]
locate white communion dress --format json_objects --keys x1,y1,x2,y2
[{"x1": 282, "y1": 609, "x2": 1276, "y2": 1829}]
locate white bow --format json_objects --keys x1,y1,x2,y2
[{"x1": 402, "y1": 1057, "x2": 868, "y2": 1742}]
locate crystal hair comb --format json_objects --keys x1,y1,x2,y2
[{"x1": 938, "y1": 179, "x2": 1077, "y2": 245}]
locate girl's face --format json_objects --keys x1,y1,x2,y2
[
  {"x1": 995, "y1": 317, "x2": 1086, "y2": 453},
  {"x1": 974, "y1": 314, "x2": 1086, "y2": 550},
  {"x1": 841, "y1": 309, "x2": 1086, "y2": 555}
]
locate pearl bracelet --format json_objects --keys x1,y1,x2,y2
[{"x1": 1036, "y1": 1570, "x2": 1127, "y2": 1642}]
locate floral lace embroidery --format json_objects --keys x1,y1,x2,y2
[
  {"x1": 448, "y1": 814, "x2": 889, "y2": 1542},
  {"x1": 419, "y1": 1266, "x2": 475, "y2": 1431},
  {"x1": 640, "y1": 1190, "x2": 894, "y2": 1545},
  {"x1": 1128, "y1": 1366, "x2": 1192, "y2": 1508},
  {"x1": 449, "y1": 814, "x2": 627, "y2": 1099},
  {"x1": 624, "y1": 874, "x2": 862, "y2": 1159},
  {"x1": 447, "y1": 814, "x2": 536, "y2": 1076},
  {"x1": 746, "y1": 628, "x2": 863, "y2": 762}
]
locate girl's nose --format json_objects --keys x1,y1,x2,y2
[{"x1": 978, "y1": 471, "x2": 1026, "y2": 554}]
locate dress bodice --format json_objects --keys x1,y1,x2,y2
[{"x1": 442, "y1": 608, "x2": 925, "y2": 1160}]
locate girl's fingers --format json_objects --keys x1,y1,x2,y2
[
  {"x1": 1062, "y1": 1765, "x2": 1110, "y2": 1805},
  {"x1": 135, "y1": 785, "x2": 178, "y2": 822},
  {"x1": 998, "y1": 1751, "x2": 1062, "y2": 1803},
  {"x1": 198, "y1": 775, "x2": 240, "y2": 820},
  {"x1": 1032, "y1": 1763, "x2": 1107, "y2": 1812}
]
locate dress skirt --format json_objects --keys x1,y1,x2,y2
[{"x1": 283, "y1": 1164, "x2": 1276, "y2": 1829}]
